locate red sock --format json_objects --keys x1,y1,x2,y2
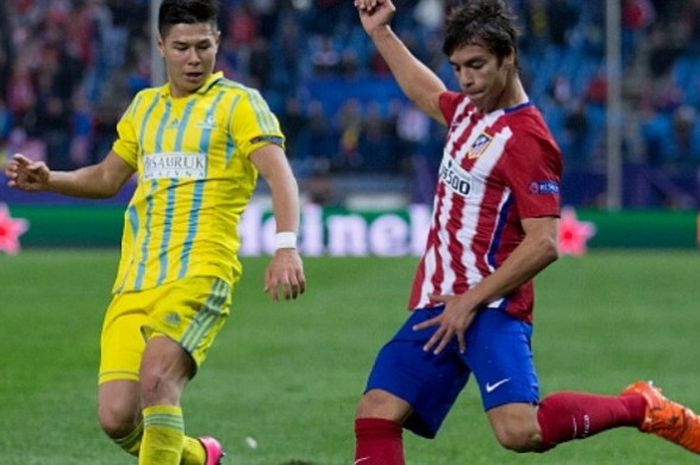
[
  {"x1": 537, "y1": 391, "x2": 646, "y2": 451},
  {"x1": 354, "y1": 418, "x2": 405, "y2": 465}
]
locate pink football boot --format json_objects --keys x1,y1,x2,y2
[{"x1": 198, "y1": 436, "x2": 225, "y2": 465}]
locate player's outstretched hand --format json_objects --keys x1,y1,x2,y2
[
  {"x1": 4, "y1": 153, "x2": 50, "y2": 192},
  {"x1": 264, "y1": 248, "x2": 306, "y2": 301},
  {"x1": 412, "y1": 293, "x2": 480, "y2": 355},
  {"x1": 355, "y1": 0, "x2": 395, "y2": 35}
]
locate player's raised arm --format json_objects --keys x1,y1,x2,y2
[
  {"x1": 5, "y1": 151, "x2": 135, "y2": 198},
  {"x1": 251, "y1": 144, "x2": 306, "y2": 301},
  {"x1": 356, "y1": 0, "x2": 447, "y2": 124}
]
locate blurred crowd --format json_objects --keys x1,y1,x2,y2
[{"x1": 1, "y1": 0, "x2": 699, "y2": 207}]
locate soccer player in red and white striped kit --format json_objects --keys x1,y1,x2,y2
[{"x1": 353, "y1": 0, "x2": 700, "y2": 463}]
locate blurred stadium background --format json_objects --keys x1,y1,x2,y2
[
  {"x1": 0, "y1": 0, "x2": 700, "y2": 255},
  {"x1": 0, "y1": 0, "x2": 699, "y2": 239}
]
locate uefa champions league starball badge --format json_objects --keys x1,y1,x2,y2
[
  {"x1": 558, "y1": 207, "x2": 596, "y2": 256},
  {"x1": 0, "y1": 203, "x2": 29, "y2": 255}
]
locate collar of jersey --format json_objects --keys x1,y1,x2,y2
[
  {"x1": 503, "y1": 100, "x2": 533, "y2": 114},
  {"x1": 159, "y1": 71, "x2": 224, "y2": 97}
]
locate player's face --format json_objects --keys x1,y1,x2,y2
[
  {"x1": 449, "y1": 43, "x2": 515, "y2": 112},
  {"x1": 158, "y1": 22, "x2": 220, "y2": 98}
]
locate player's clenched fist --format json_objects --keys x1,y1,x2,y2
[
  {"x1": 356, "y1": 0, "x2": 395, "y2": 34},
  {"x1": 354, "y1": 0, "x2": 383, "y2": 12},
  {"x1": 4, "y1": 154, "x2": 50, "y2": 192}
]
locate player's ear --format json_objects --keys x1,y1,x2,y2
[
  {"x1": 503, "y1": 48, "x2": 516, "y2": 69},
  {"x1": 157, "y1": 35, "x2": 166, "y2": 58}
]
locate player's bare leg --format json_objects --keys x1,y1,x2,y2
[
  {"x1": 137, "y1": 335, "x2": 191, "y2": 465},
  {"x1": 97, "y1": 354, "x2": 222, "y2": 464},
  {"x1": 137, "y1": 335, "x2": 224, "y2": 465},
  {"x1": 98, "y1": 380, "x2": 143, "y2": 454},
  {"x1": 139, "y1": 335, "x2": 192, "y2": 408},
  {"x1": 354, "y1": 389, "x2": 412, "y2": 465},
  {"x1": 356, "y1": 389, "x2": 413, "y2": 423},
  {"x1": 486, "y1": 403, "x2": 542, "y2": 452}
]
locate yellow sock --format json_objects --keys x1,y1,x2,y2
[
  {"x1": 181, "y1": 437, "x2": 207, "y2": 465},
  {"x1": 113, "y1": 419, "x2": 206, "y2": 464},
  {"x1": 139, "y1": 405, "x2": 185, "y2": 465},
  {"x1": 114, "y1": 420, "x2": 144, "y2": 456}
]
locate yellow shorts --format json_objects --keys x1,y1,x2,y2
[{"x1": 98, "y1": 276, "x2": 232, "y2": 384}]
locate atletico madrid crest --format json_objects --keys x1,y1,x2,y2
[{"x1": 467, "y1": 133, "x2": 492, "y2": 159}]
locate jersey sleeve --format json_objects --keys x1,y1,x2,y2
[
  {"x1": 230, "y1": 89, "x2": 286, "y2": 158},
  {"x1": 111, "y1": 100, "x2": 140, "y2": 170},
  {"x1": 502, "y1": 128, "x2": 563, "y2": 219},
  {"x1": 438, "y1": 91, "x2": 465, "y2": 125}
]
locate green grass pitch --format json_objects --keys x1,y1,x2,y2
[{"x1": 1, "y1": 249, "x2": 699, "y2": 464}]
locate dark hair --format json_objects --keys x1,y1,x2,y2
[
  {"x1": 442, "y1": 0, "x2": 518, "y2": 63},
  {"x1": 158, "y1": 0, "x2": 219, "y2": 38}
]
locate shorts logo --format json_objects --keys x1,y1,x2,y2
[
  {"x1": 165, "y1": 312, "x2": 181, "y2": 326},
  {"x1": 529, "y1": 180, "x2": 560, "y2": 195},
  {"x1": 143, "y1": 152, "x2": 207, "y2": 180},
  {"x1": 485, "y1": 377, "x2": 511, "y2": 393},
  {"x1": 467, "y1": 133, "x2": 493, "y2": 160},
  {"x1": 439, "y1": 155, "x2": 472, "y2": 197}
]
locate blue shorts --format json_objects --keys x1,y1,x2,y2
[{"x1": 365, "y1": 306, "x2": 539, "y2": 438}]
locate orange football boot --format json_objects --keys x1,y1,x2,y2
[{"x1": 622, "y1": 380, "x2": 700, "y2": 453}]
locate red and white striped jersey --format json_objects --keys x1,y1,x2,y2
[{"x1": 408, "y1": 91, "x2": 562, "y2": 323}]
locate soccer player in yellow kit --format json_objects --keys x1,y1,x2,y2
[{"x1": 4, "y1": 1, "x2": 305, "y2": 464}]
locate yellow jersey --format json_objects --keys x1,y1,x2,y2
[{"x1": 111, "y1": 72, "x2": 284, "y2": 293}]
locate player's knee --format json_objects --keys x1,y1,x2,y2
[
  {"x1": 356, "y1": 389, "x2": 409, "y2": 423},
  {"x1": 492, "y1": 422, "x2": 541, "y2": 453},
  {"x1": 98, "y1": 402, "x2": 139, "y2": 439}
]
